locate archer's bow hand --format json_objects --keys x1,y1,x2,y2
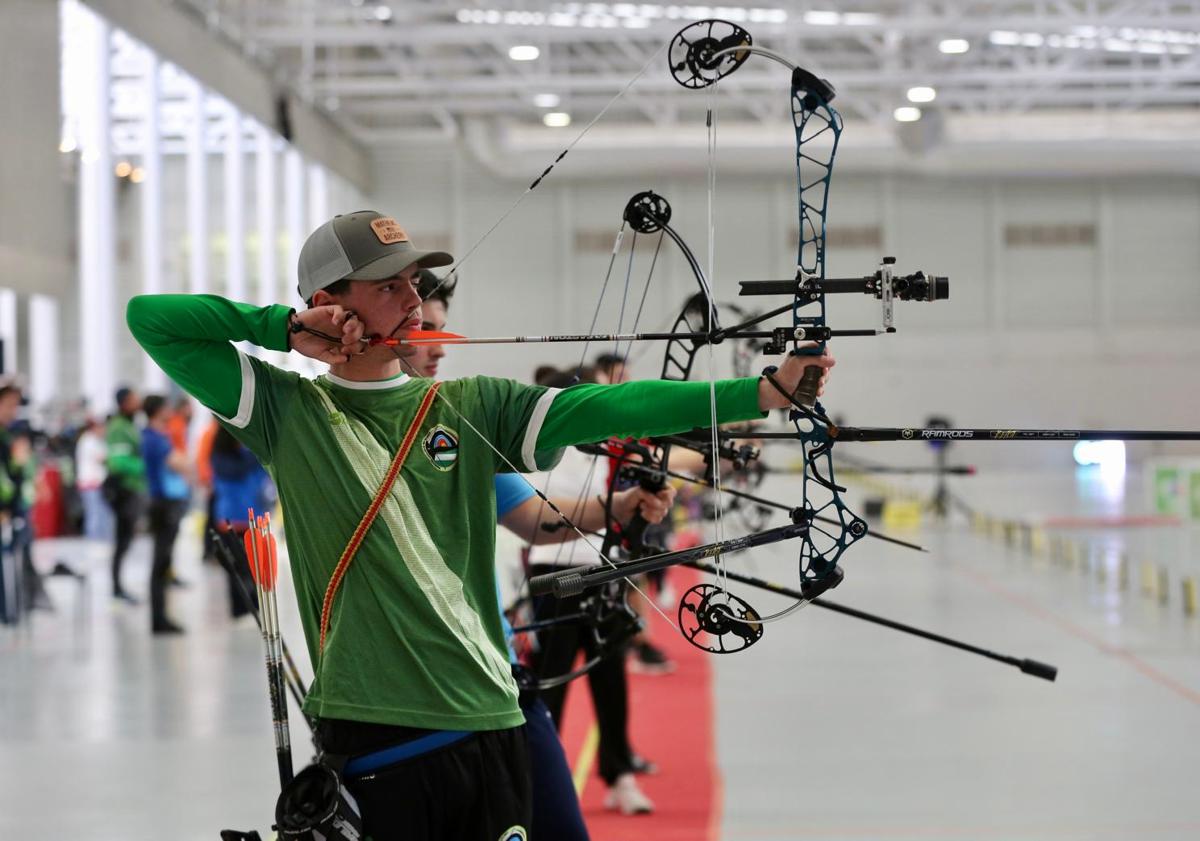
[
  {"x1": 757, "y1": 343, "x2": 836, "y2": 411},
  {"x1": 288, "y1": 306, "x2": 365, "y2": 364},
  {"x1": 612, "y1": 486, "x2": 677, "y2": 526}
]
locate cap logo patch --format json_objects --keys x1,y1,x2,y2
[{"x1": 370, "y1": 218, "x2": 409, "y2": 245}]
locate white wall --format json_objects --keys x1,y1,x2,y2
[
  {"x1": 0, "y1": 1, "x2": 72, "y2": 299},
  {"x1": 367, "y1": 145, "x2": 1200, "y2": 468}
]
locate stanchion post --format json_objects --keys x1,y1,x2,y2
[{"x1": 1140, "y1": 560, "x2": 1156, "y2": 597}]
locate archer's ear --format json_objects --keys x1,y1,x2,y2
[{"x1": 309, "y1": 289, "x2": 332, "y2": 309}]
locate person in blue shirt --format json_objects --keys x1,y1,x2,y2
[
  {"x1": 210, "y1": 423, "x2": 273, "y2": 619},
  {"x1": 140, "y1": 394, "x2": 192, "y2": 634}
]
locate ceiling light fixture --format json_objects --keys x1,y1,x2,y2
[
  {"x1": 938, "y1": 38, "x2": 969, "y2": 54},
  {"x1": 893, "y1": 106, "x2": 922, "y2": 123},
  {"x1": 543, "y1": 111, "x2": 571, "y2": 127},
  {"x1": 533, "y1": 93, "x2": 561, "y2": 108},
  {"x1": 988, "y1": 27, "x2": 1193, "y2": 54},
  {"x1": 803, "y1": 10, "x2": 840, "y2": 26},
  {"x1": 906, "y1": 86, "x2": 937, "y2": 103},
  {"x1": 456, "y1": 5, "x2": 791, "y2": 29},
  {"x1": 509, "y1": 45, "x2": 540, "y2": 61}
]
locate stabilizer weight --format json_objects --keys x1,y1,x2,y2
[
  {"x1": 1019, "y1": 659, "x2": 1058, "y2": 682},
  {"x1": 529, "y1": 571, "x2": 585, "y2": 599}
]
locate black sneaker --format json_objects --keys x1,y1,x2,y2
[
  {"x1": 152, "y1": 620, "x2": 185, "y2": 635},
  {"x1": 629, "y1": 641, "x2": 676, "y2": 675}
]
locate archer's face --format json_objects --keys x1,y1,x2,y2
[
  {"x1": 330, "y1": 265, "x2": 424, "y2": 360},
  {"x1": 409, "y1": 300, "x2": 448, "y2": 379},
  {"x1": 0, "y1": 393, "x2": 20, "y2": 426}
]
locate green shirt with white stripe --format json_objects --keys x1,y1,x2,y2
[{"x1": 127, "y1": 293, "x2": 765, "y2": 731}]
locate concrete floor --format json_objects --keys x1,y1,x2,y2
[
  {"x1": 1, "y1": 467, "x2": 1197, "y2": 840},
  {"x1": 715, "y1": 468, "x2": 1200, "y2": 841}
]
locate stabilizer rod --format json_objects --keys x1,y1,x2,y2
[{"x1": 686, "y1": 561, "x2": 1058, "y2": 682}]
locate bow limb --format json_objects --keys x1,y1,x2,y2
[
  {"x1": 667, "y1": 19, "x2": 864, "y2": 611},
  {"x1": 603, "y1": 192, "x2": 723, "y2": 563}
]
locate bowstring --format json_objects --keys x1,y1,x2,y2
[
  {"x1": 518, "y1": 225, "x2": 639, "y2": 666},
  {"x1": 386, "y1": 348, "x2": 681, "y2": 637},
  {"x1": 419, "y1": 40, "x2": 670, "y2": 309},
  {"x1": 706, "y1": 74, "x2": 731, "y2": 603},
  {"x1": 487, "y1": 215, "x2": 685, "y2": 649},
  {"x1": 514, "y1": 223, "x2": 639, "y2": 665}
]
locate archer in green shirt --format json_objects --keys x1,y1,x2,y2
[
  {"x1": 105, "y1": 387, "x2": 145, "y2": 602},
  {"x1": 127, "y1": 210, "x2": 832, "y2": 841}
]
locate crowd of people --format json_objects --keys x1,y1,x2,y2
[
  {"x1": 97, "y1": 389, "x2": 276, "y2": 634},
  {"x1": 0, "y1": 381, "x2": 274, "y2": 634}
]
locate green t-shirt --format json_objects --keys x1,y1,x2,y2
[
  {"x1": 105, "y1": 414, "x2": 145, "y2": 493},
  {"x1": 228, "y1": 361, "x2": 555, "y2": 729},
  {"x1": 127, "y1": 293, "x2": 766, "y2": 730}
]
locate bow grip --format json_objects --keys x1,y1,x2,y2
[
  {"x1": 621, "y1": 511, "x2": 651, "y2": 557},
  {"x1": 791, "y1": 347, "x2": 824, "y2": 408},
  {"x1": 620, "y1": 463, "x2": 666, "y2": 557}
]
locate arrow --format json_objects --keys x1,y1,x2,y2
[{"x1": 365, "y1": 327, "x2": 876, "y2": 347}]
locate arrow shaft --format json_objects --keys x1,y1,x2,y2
[{"x1": 739, "y1": 428, "x2": 1200, "y2": 442}]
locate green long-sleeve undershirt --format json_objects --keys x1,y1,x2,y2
[{"x1": 125, "y1": 294, "x2": 766, "y2": 452}]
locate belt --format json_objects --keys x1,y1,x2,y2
[{"x1": 343, "y1": 730, "x2": 473, "y2": 777}]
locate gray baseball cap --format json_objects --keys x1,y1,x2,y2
[{"x1": 297, "y1": 210, "x2": 454, "y2": 301}]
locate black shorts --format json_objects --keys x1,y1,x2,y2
[{"x1": 333, "y1": 724, "x2": 531, "y2": 841}]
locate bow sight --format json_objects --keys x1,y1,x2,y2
[{"x1": 740, "y1": 258, "x2": 950, "y2": 353}]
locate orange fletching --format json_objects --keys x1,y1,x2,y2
[
  {"x1": 264, "y1": 533, "x2": 279, "y2": 591},
  {"x1": 369, "y1": 330, "x2": 466, "y2": 347},
  {"x1": 243, "y1": 526, "x2": 260, "y2": 585}
]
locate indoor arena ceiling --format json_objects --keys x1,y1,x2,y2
[{"x1": 171, "y1": 1, "x2": 1200, "y2": 145}]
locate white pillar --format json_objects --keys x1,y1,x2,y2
[
  {"x1": 0, "y1": 290, "x2": 17, "y2": 379},
  {"x1": 255, "y1": 123, "x2": 278, "y2": 308},
  {"x1": 307, "y1": 163, "x2": 328, "y2": 234},
  {"x1": 27, "y1": 295, "x2": 58, "y2": 407},
  {"x1": 141, "y1": 48, "x2": 167, "y2": 390},
  {"x1": 78, "y1": 9, "x2": 116, "y2": 412},
  {"x1": 284, "y1": 148, "x2": 306, "y2": 309},
  {"x1": 187, "y1": 78, "x2": 209, "y2": 295},
  {"x1": 224, "y1": 105, "x2": 246, "y2": 302}
]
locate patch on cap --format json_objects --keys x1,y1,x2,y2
[{"x1": 370, "y1": 217, "x2": 409, "y2": 244}]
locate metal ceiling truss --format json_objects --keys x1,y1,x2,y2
[{"x1": 164, "y1": 0, "x2": 1200, "y2": 144}]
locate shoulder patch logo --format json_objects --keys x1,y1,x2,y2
[
  {"x1": 497, "y1": 828, "x2": 527, "y2": 841},
  {"x1": 423, "y1": 424, "x2": 459, "y2": 471}
]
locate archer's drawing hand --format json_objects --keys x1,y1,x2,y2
[
  {"x1": 757, "y1": 342, "x2": 835, "y2": 410},
  {"x1": 612, "y1": 486, "x2": 677, "y2": 525},
  {"x1": 289, "y1": 306, "x2": 365, "y2": 364}
]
